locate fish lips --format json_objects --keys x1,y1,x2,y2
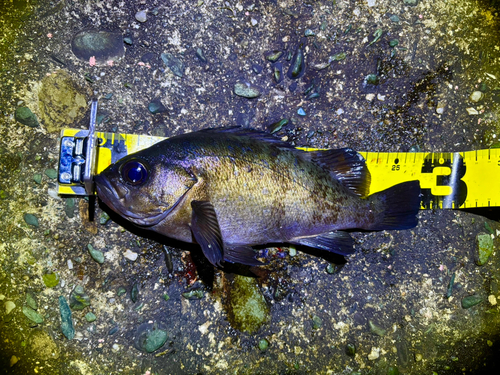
[{"x1": 94, "y1": 174, "x2": 170, "y2": 227}]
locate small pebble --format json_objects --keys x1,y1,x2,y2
[
  {"x1": 258, "y1": 338, "x2": 269, "y2": 351},
  {"x1": 436, "y1": 102, "x2": 445, "y2": 114},
  {"x1": 336, "y1": 108, "x2": 344, "y2": 115},
  {"x1": 88, "y1": 244, "x2": 105, "y2": 264},
  {"x1": 23, "y1": 213, "x2": 39, "y2": 227},
  {"x1": 367, "y1": 347, "x2": 380, "y2": 360},
  {"x1": 297, "y1": 108, "x2": 306, "y2": 116},
  {"x1": 5, "y1": 301, "x2": 16, "y2": 314},
  {"x1": 415, "y1": 353, "x2": 423, "y2": 362},
  {"x1": 124, "y1": 249, "x2": 138, "y2": 261},
  {"x1": 234, "y1": 82, "x2": 260, "y2": 98},
  {"x1": 470, "y1": 91, "x2": 483, "y2": 102},
  {"x1": 15, "y1": 106, "x2": 39, "y2": 127},
  {"x1": 22, "y1": 305, "x2": 44, "y2": 324},
  {"x1": 45, "y1": 169, "x2": 57, "y2": 179},
  {"x1": 250, "y1": 18, "x2": 258, "y2": 26},
  {"x1": 488, "y1": 295, "x2": 497, "y2": 306},
  {"x1": 461, "y1": 294, "x2": 483, "y2": 309},
  {"x1": 135, "y1": 10, "x2": 147, "y2": 23},
  {"x1": 33, "y1": 173, "x2": 42, "y2": 184},
  {"x1": 476, "y1": 233, "x2": 493, "y2": 265},
  {"x1": 466, "y1": 107, "x2": 479, "y2": 115},
  {"x1": 10, "y1": 355, "x2": 18, "y2": 367},
  {"x1": 345, "y1": 343, "x2": 356, "y2": 357},
  {"x1": 67, "y1": 259, "x2": 73, "y2": 270},
  {"x1": 85, "y1": 312, "x2": 97, "y2": 322}
]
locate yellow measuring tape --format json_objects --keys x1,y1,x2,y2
[{"x1": 57, "y1": 128, "x2": 500, "y2": 210}]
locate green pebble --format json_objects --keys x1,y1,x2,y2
[
  {"x1": 387, "y1": 366, "x2": 400, "y2": 375},
  {"x1": 15, "y1": 106, "x2": 39, "y2": 127},
  {"x1": 42, "y1": 272, "x2": 60, "y2": 288},
  {"x1": 476, "y1": 233, "x2": 494, "y2": 266},
  {"x1": 117, "y1": 287, "x2": 126, "y2": 297},
  {"x1": 131, "y1": 282, "x2": 139, "y2": 303},
  {"x1": 99, "y1": 211, "x2": 111, "y2": 225},
  {"x1": 270, "y1": 119, "x2": 289, "y2": 134},
  {"x1": 0, "y1": 190, "x2": 7, "y2": 199},
  {"x1": 234, "y1": 82, "x2": 261, "y2": 98},
  {"x1": 26, "y1": 292, "x2": 38, "y2": 310},
  {"x1": 33, "y1": 173, "x2": 42, "y2": 184},
  {"x1": 369, "y1": 320, "x2": 387, "y2": 336},
  {"x1": 44, "y1": 168, "x2": 58, "y2": 179},
  {"x1": 312, "y1": 315, "x2": 322, "y2": 329},
  {"x1": 88, "y1": 244, "x2": 105, "y2": 264},
  {"x1": 484, "y1": 221, "x2": 494, "y2": 234},
  {"x1": 85, "y1": 312, "x2": 97, "y2": 322},
  {"x1": 258, "y1": 338, "x2": 269, "y2": 351},
  {"x1": 69, "y1": 286, "x2": 91, "y2": 310},
  {"x1": 163, "y1": 293, "x2": 170, "y2": 302},
  {"x1": 182, "y1": 289, "x2": 204, "y2": 299},
  {"x1": 365, "y1": 74, "x2": 380, "y2": 85},
  {"x1": 329, "y1": 52, "x2": 346, "y2": 62},
  {"x1": 326, "y1": 263, "x2": 338, "y2": 274},
  {"x1": 389, "y1": 39, "x2": 399, "y2": 48},
  {"x1": 345, "y1": 343, "x2": 356, "y2": 357},
  {"x1": 461, "y1": 295, "x2": 483, "y2": 309},
  {"x1": 65, "y1": 198, "x2": 75, "y2": 218},
  {"x1": 161, "y1": 52, "x2": 185, "y2": 77},
  {"x1": 22, "y1": 305, "x2": 44, "y2": 324},
  {"x1": 23, "y1": 213, "x2": 39, "y2": 227},
  {"x1": 144, "y1": 327, "x2": 168, "y2": 353},
  {"x1": 59, "y1": 296, "x2": 75, "y2": 340},
  {"x1": 289, "y1": 246, "x2": 296, "y2": 257},
  {"x1": 266, "y1": 50, "x2": 283, "y2": 62}
]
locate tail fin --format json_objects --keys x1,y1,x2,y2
[{"x1": 366, "y1": 181, "x2": 421, "y2": 230}]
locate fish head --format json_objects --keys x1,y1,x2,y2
[{"x1": 94, "y1": 153, "x2": 196, "y2": 227}]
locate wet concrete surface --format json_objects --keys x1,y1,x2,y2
[{"x1": 1, "y1": 0, "x2": 500, "y2": 374}]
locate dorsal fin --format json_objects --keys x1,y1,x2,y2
[
  {"x1": 197, "y1": 126, "x2": 295, "y2": 150},
  {"x1": 309, "y1": 148, "x2": 371, "y2": 197}
]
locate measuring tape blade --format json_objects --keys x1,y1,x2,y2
[{"x1": 56, "y1": 128, "x2": 500, "y2": 210}]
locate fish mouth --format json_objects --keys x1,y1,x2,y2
[{"x1": 94, "y1": 174, "x2": 170, "y2": 227}]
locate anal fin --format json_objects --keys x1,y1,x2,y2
[{"x1": 290, "y1": 231, "x2": 354, "y2": 256}]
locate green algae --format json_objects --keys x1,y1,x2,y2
[
  {"x1": 225, "y1": 274, "x2": 269, "y2": 334},
  {"x1": 37, "y1": 70, "x2": 88, "y2": 133}
]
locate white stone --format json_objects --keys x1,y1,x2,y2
[
  {"x1": 251, "y1": 18, "x2": 258, "y2": 26},
  {"x1": 470, "y1": 91, "x2": 483, "y2": 102},
  {"x1": 466, "y1": 107, "x2": 479, "y2": 115},
  {"x1": 377, "y1": 94, "x2": 385, "y2": 101},
  {"x1": 489, "y1": 294, "x2": 497, "y2": 306},
  {"x1": 336, "y1": 108, "x2": 344, "y2": 115},
  {"x1": 436, "y1": 102, "x2": 445, "y2": 114},
  {"x1": 124, "y1": 250, "x2": 138, "y2": 261},
  {"x1": 67, "y1": 259, "x2": 74, "y2": 270},
  {"x1": 135, "y1": 10, "x2": 147, "y2": 23},
  {"x1": 5, "y1": 301, "x2": 16, "y2": 314},
  {"x1": 366, "y1": 93, "x2": 376, "y2": 101},
  {"x1": 368, "y1": 347, "x2": 380, "y2": 360},
  {"x1": 367, "y1": 0, "x2": 376, "y2": 7}
]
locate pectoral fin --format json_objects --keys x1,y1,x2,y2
[
  {"x1": 190, "y1": 201, "x2": 224, "y2": 267},
  {"x1": 290, "y1": 231, "x2": 354, "y2": 256}
]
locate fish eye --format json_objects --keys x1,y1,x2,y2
[{"x1": 120, "y1": 160, "x2": 149, "y2": 186}]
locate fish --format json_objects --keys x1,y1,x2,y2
[{"x1": 94, "y1": 127, "x2": 421, "y2": 267}]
